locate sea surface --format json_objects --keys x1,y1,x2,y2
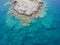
[{"x1": 0, "y1": 0, "x2": 60, "y2": 45}]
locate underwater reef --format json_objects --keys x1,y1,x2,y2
[{"x1": 0, "y1": 0, "x2": 60, "y2": 45}]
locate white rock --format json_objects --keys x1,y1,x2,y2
[{"x1": 11, "y1": 0, "x2": 42, "y2": 15}]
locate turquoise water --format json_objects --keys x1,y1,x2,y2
[{"x1": 0, "y1": 0, "x2": 60, "y2": 45}]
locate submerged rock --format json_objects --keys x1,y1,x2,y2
[{"x1": 6, "y1": 0, "x2": 47, "y2": 26}]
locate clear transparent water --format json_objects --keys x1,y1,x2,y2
[{"x1": 0, "y1": 0, "x2": 60, "y2": 45}]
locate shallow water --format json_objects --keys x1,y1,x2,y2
[{"x1": 0, "y1": 0, "x2": 60, "y2": 45}]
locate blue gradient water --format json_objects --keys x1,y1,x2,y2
[{"x1": 0, "y1": 0, "x2": 60, "y2": 45}]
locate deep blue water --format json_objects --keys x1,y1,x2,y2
[{"x1": 0, "y1": 0, "x2": 60, "y2": 45}]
